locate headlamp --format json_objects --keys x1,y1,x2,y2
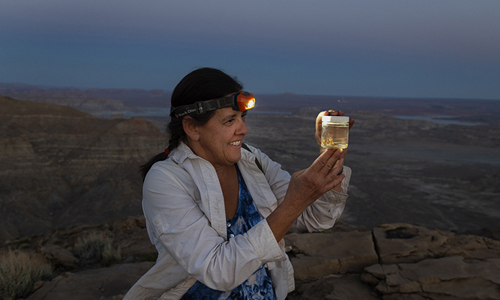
[{"x1": 169, "y1": 91, "x2": 256, "y2": 118}]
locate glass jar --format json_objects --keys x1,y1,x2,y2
[{"x1": 321, "y1": 116, "x2": 349, "y2": 149}]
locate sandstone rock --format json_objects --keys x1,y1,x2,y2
[
  {"x1": 284, "y1": 223, "x2": 500, "y2": 299},
  {"x1": 373, "y1": 223, "x2": 451, "y2": 264},
  {"x1": 362, "y1": 256, "x2": 500, "y2": 300},
  {"x1": 285, "y1": 230, "x2": 378, "y2": 282},
  {"x1": 374, "y1": 223, "x2": 500, "y2": 264},
  {"x1": 26, "y1": 262, "x2": 155, "y2": 300},
  {"x1": 41, "y1": 244, "x2": 78, "y2": 269},
  {"x1": 4, "y1": 218, "x2": 500, "y2": 300}
]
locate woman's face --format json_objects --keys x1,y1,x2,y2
[{"x1": 195, "y1": 107, "x2": 249, "y2": 169}]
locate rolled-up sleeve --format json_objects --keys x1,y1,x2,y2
[{"x1": 294, "y1": 166, "x2": 352, "y2": 232}]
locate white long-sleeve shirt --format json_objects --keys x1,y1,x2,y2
[{"x1": 124, "y1": 142, "x2": 351, "y2": 300}]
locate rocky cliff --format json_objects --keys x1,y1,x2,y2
[
  {"x1": 0, "y1": 96, "x2": 166, "y2": 241},
  {"x1": 3, "y1": 217, "x2": 498, "y2": 300}
]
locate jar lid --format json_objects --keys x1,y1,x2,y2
[{"x1": 322, "y1": 116, "x2": 349, "y2": 122}]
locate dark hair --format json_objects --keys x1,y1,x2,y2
[{"x1": 139, "y1": 67, "x2": 243, "y2": 179}]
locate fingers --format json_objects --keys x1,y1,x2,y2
[
  {"x1": 349, "y1": 118, "x2": 355, "y2": 130},
  {"x1": 316, "y1": 110, "x2": 342, "y2": 128},
  {"x1": 324, "y1": 110, "x2": 343, "y2": 116},
  {"x1": 325, "y1": 110, "x2": 354, "y2": 130},
  {"x1": 310, "y1": 148, "x2": 343, "y2": 174},
  {"x1": 339, "y1": 148, "x2": 348, "y2": 159},
  {"x1": 309, "y1": 149, "x2": 345, "y2": 192},
  {"x1": 322, "y1": 110, "x2": 355, "y2": 130},
  {"x1": 324, "y1": 151, "x2": 343, "y2": 176},
  {"x1": 288, "y1": 148, "x2": 345, "y2": 207},
  {"x1": 324, "y1": 154, "x2": 345, "y2": 190},
  {"x1": 328, "y1": 156, "x2": 344, "y2": 178},
  {"x1": 315, "y1": 111, "x2": 327, "y2": 137},
  {"x1": 325, "y1": 173, "x2": 345, "y2": 191}
]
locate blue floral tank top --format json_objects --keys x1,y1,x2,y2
[{"x1": 180, "y1": 165, "x2": 277, "y2": 300}]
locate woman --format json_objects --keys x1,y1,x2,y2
[{"x1": 125, "y1": 68, "x2": 353, "y2": 300}]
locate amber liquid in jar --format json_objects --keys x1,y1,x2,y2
[{"x1": 321, "y1": 116, "x2": 349, "y2": 149}]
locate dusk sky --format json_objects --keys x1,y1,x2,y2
[{"x1": 1, "y1": 0, "x2": 499, "y2": 100}]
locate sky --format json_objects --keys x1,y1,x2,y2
[{"x1": 1, "y1": 0, "x2": 499, "y2": 100}]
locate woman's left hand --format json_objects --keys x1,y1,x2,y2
[{"x1": 315, "y1": 110, "x2": 355, "y2": 153}]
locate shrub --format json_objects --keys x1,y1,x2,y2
[
  {"x1": 0, "y1": 250, "x2": 52, "y2": 300},
  {"x1": 75, "y1": 231, "x2": 121, "y2": 266}
]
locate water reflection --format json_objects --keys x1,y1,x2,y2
[{"x1": 395, "y1": 115, "x2": 483, "y2": 126}]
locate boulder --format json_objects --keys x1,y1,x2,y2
[{"x1": 41, "y1": 244, "x2": 78, "y2": 269}]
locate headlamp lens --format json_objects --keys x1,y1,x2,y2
[{"x1": 237, "y1": 92, "x2": 256, "y2": 111}]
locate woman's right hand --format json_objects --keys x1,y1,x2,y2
[
  {"x1": 286, "y1": 148, "x2": 344, "y2": 209},
  {"x1": 266, "y1": 148, "x2": 345, "y2": 240}
]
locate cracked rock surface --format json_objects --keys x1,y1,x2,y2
[
  {"x1": 285, "y1": 222, "x2": 500, "y2": 300},
  {"x1": 3, "y1": 216, "x2": 498, "y2": 299}
]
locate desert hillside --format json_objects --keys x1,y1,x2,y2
[{"x1": 0, "y1": 96, "x2": 165, "y2": 241}]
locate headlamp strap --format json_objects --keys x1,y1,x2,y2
[
  {"x1": 195, "y1": 96, "x2": 234, "y2": 114},
  {"x1": 214, "y1": 95, "x2": 236, "y2": 109},
  {"x1": 170, "y1": 93, "x2": 244, "y2": 118}
]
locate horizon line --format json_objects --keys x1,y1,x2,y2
[{"x1": 0, "y1": 81, "x2": 499, "y2": 102}]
